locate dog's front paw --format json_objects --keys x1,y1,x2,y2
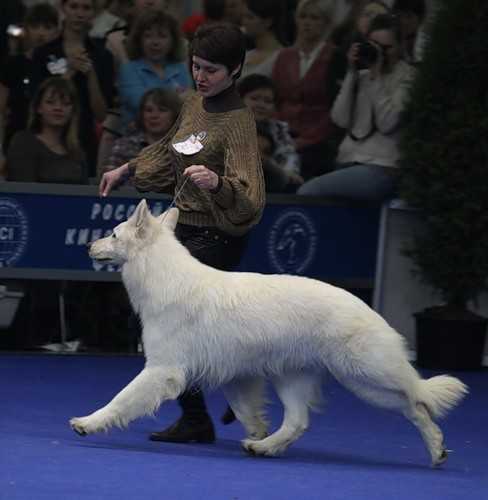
[{"x1": 70, "y1": 416, "x2": 104, "y2": 436}]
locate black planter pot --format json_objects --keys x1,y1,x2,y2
[{"x1": 415, "y1": 309, "x2": 488, "y2": 370}]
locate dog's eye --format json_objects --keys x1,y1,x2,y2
[{"x1": 112, "y1": 232, "x2": 117, "y2": 239}]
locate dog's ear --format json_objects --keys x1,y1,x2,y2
[
  {"x1": 162, "y1": 207, "x2": 179, "y2": 231},
  {"x1": 132, "y1": 199, "x2": 149, "y2": 236}
]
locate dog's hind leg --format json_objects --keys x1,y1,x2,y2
[
  {"x1": 242, "y1": 372, "x2": 322, "y2": 457},
  {"x1": 223, "y1": 377, "x2": 268, "y2": 440},
  {"x1": 403, "y1": 403, "x2": 447, "y2": 466},
  {"x1": 334, "y1": 377, "x2": 447, "y2": 466},
  {"x1": 70, "y1": 366, "x2": 185, "y2": 436}
]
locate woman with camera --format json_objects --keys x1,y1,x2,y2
[{"x1": 297, "y1": 13, "x2": 416, "y2": 201}]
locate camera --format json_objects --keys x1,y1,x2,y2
[
  {"x1": 6, "y1": 24, "x2": 24, "y2": 37},
  {"x1": 356, "y1": 41, "x2": 378, "y2": 70}
]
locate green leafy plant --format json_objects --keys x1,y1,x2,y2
[{"x1": 399, "y1": 0, "x2": 488, "y2": 312}]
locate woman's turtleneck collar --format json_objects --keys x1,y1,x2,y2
[{"x1": 202, "y1": 83, "x2": 245, "y2": 113}]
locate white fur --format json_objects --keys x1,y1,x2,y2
[{"x1": 70, "y1": 200, "x2": 468, "y2": 466}]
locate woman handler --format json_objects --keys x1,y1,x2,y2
[{"x1": 99, "y1": 22, "x2": 265, "y2": 444}]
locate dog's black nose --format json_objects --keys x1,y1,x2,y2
[{"x1": 87, "y1": 242, "x2": 92, "y2": 250}]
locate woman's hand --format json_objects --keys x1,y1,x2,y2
[
  {"x1": 67, "y1": 48, "x2": 93, "y2": 76},
  {"x1": 184, "y1": 165, "x2": 219, "y2": 191},
  {"x1": 347, "y1": 43, "x2": 361, "y2": 69},
  {"x1": 99, "y1": 163, "x2": 129, "y2": 197},
  {"x1": 106, "y1": 30, "x2": 128, "y2": 65}
]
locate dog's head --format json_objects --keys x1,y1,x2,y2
[{"x1": 88, "y1": 199, "x2": 179, "y2": 265}]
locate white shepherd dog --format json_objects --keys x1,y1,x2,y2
[{"x1": 70, "y1": 199, "x2": 468, "y2": 466}]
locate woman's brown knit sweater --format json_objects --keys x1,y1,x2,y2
[{"x1": 130, "y1": 92, "x2": 265, "y2": 236}]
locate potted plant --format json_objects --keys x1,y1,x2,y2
[{"x1": 398, "y1": 0, "x2": 488, "y2": 369}]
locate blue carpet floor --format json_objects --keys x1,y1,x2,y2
[{"x1": 1, "y1": 354, "x2": 487, "y2": 500}]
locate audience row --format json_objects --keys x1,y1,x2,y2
[{"x1": 0, "y1": 0, "x2": 431, "y2": 201}]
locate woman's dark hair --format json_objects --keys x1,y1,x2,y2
[
  {"x1": 245, "y1": 0, "x2": 286, "y2": 44},
  {"x1": 237, "y1": 74, "x2": 276, "y2": 99},
  {"x1": 127, "y1": 10, "x2": 186, "y2": 62},
  {"x1": 392, "y1": 0, "x2": 427, "y2": 21},
  {"x1": 367, "y1": 13, "x2": 403, "y2": 43},
  {"x1": 29, "y1": 76, "x2": 82, "y2": 160},
  {"x1": 135, "y1": 88, "x2": 183, "y2": 131},
  {"x1": 24, "y1": 2, "x2": 59, "y2": 28},
  {"x1": 190, "y1": 22, "x2": 246, "y2": 79}
]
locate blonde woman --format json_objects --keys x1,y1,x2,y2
[{"x1": 6, "y1": 76, "x2": 87, "y2": 183}]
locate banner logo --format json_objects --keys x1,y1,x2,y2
[
  {"x1": 0, "y1": 198, "x2": 29, "y2": 267},
  {"x1": 268, "y1": 210, "x2": 317, "y2": 274}
]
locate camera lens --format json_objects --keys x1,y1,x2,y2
[{"x1": 357, "y1": 41, "x2": 378, "y2": 69}]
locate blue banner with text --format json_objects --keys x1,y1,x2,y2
[{"x1": 0, "y1": 188, "x2": 380, "y2": 283}]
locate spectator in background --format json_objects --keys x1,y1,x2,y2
[
  {"x1": 98, "y1": 0, "x2": 168, "y2": 172},
  {"x1": 392, "y1": 0, "x2": 427, "y2": 64},
  {"x1": 0, "y1": 2, "x2": 59, "y2": 154},
  {"x1": 102, "y1": 87, "x2": 182, "y2": 183},
  {"x1": 6, "y1": 76, "x2": 87, "y2": 183},
  {"x1": 89, "y1": 0, "x2": 134, "y2": 40},
  {"x1": 297, "y1": 14, "x2": 416, "y2": 201},
  {"x1": 327, "y1": 1, "x2": 390, "y2": 114},
  {"x1": 255, "y1": 120, "x2": 295, "y2": 192},
  {"x1": 5, "y1": 76, "x2": 93, "y2": 352},
  {"x1": 238, "y1": 74, "x2": 303, "y2": 191},
  {"x1": 117, "y1": 10, "x2": 191, "y2": 131},
  {"x1": 271, "y1": 0, "x2": 340, "y2": 181},
  {"x1": 30, "y1": 0, "x2": 114, "y2": 177},
  {"x1": 240, "y1": 0, "x2": 285, "y2": 79},
  {"x1": 105, "y1": 0, "x2": 168, "y2": 67}
]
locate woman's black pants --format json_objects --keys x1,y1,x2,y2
[{"x1": 174, "y1": 223, "x2": 248, "y2": 421}]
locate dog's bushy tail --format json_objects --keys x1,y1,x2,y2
[{"x1": 417, "y1": 375, "x2": 468, "y2": 419}]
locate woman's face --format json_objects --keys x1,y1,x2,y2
[
  {"x1": 368, "y1": 28, "x2": 401, "y2": 70},
  {"x1": 37, "y1": 88, "x2": 74, "y2": 129},
  {"x1": 62, "y1": 0, "x2": 95, "y2": 34},
  {"x1": 242, "y1": 6, "x2": 270, "y2": 38},
  {"x1": 192, "y1": 56, "x2": 237, "y2": 98},
  {"x1": 296, "y1": 4, "x2": 329, "y2": 44},
  {"x1": 142, "y1": 98, "x2": 175, "y2": 136},
  {"x1": 243, "y1": 87, "x2": 275, "y2": 121},
  {"x1": 357, "y1": 2, "x2": 388, "y2": 35},
  {"x1": 142, "y1": 26, "x2": 173, "y2": 63}
]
